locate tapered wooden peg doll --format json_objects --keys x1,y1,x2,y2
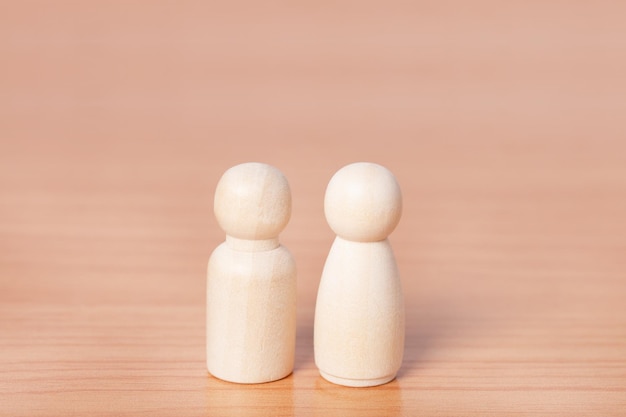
[
  {"x1": 314, "y1": 162, "x2": 404, "y2": 387},
  {"x1": 207, "y1": 162, "x2": 296, "y2": 383}
]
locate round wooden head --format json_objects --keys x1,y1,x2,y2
[
  {"x1": 214, "y1": 162, "x2": 291, "y2": 240},
  {"x1": 324, "y1": 162, "x2": 402, "y2": 242}
]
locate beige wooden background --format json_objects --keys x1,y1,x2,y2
[{"x1": 1, "y1": 1, "x2": 625, "y2": 415}]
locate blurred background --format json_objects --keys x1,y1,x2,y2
[
  {"x1": 2, "y1": 0, "x2": 624, "y2": 306},
  {"x1": 1, "y1": 1, "x2": 626, "y2": 414}
]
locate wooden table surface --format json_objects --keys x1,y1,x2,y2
[{"x1": 1, "y1": 1, "x2": 625, "y2": 415}]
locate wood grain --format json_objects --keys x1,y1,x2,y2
[{"x1": 1, "y1": 1, "x2": 625, "y2": 415}]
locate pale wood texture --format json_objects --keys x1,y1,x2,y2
[
  {"x1": 207, "y1": 163, "x2": 296, "y2": 383},
  {"x1": 315, "y1": 237, "x2": 404, "y2": 387},
  {"x1": 1, "y1": 1, "x2": 626, "y2": 415},
  {"x1": 315, "y1": 163, "x2": 404, "y2": 387}
]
